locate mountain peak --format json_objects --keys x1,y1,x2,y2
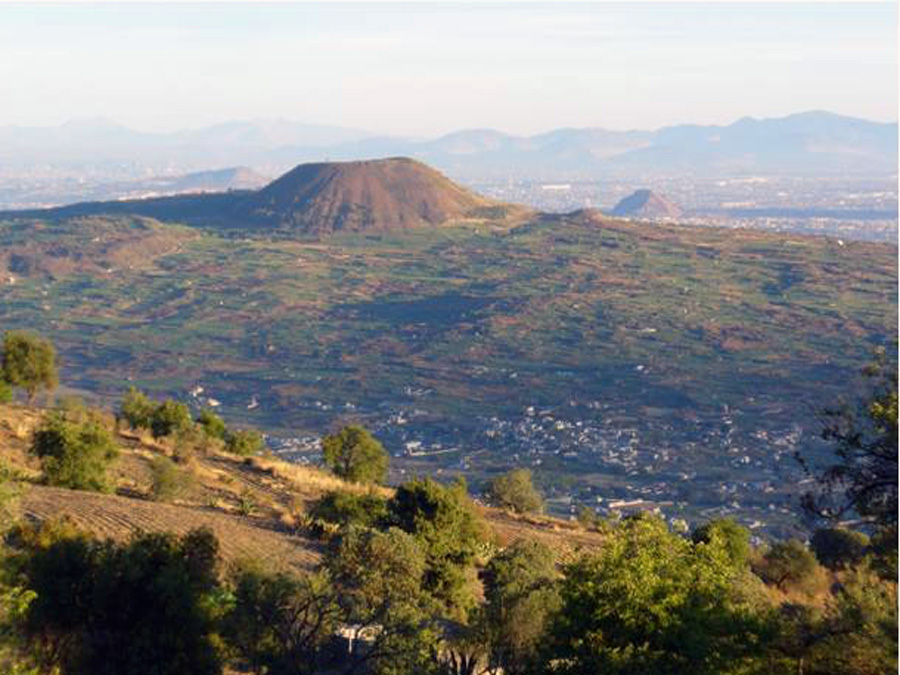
[
  {"x1": 237, "y1": 157, "x2": 495, "y2": 234},
  {"x1": 611, "y1": 189, "x2": 682, "y2": 219}
]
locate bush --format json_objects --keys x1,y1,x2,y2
[
  {"x1": 225, "y1": 428, "x2": 264, "y2": 457},
  {"x1": 810, "y1": 527, "x2": 870, "y2": 570},
  {"x1": 149, "y1": 456, "x2": 193, "y2": 502},
  {"x1": 310, "y1": 491, "x2": 388, "y2": 528},
  {"x1": 150, "y1": 399, "x2": 193, "y2": 439},
  {"x1": 30, "y1": 410, "x2": 118, "y2": 492},
  {"x1": 321, "y1": 425, "x2": 388, "y2": 484},
  {"x1": 756, "y1": 539, "x2": 819, "y2": 591},
  {"x1": 485, "y1": 468, "x2": 543, "y2": 514},
  {"x1": 119, "y1": 386, "x2": 156, "y2": 431},
  {"x1": 197, "y1": 409, "x2": 227, "y2": 440}
]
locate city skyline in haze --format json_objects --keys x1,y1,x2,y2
[{"x1": 0, "y1": 2, "x2": 896, "y2": 137}]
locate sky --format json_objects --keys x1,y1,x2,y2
[{"x1": 0, "y1": 2, "x2": 896, "y2": 137}]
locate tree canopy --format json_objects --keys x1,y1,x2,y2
[
  {"x1": 321, "y1": 425, "x2": 388, "y2": 484},
  {"x1": 484, "y1": 468, "x2": 543, "y2": 515},
  {"x1": 1, "y1": 331, "x2": 58, "y2": 403}
]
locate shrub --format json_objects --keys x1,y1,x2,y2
[
  {"x1": 225, "y1": 429, "x2": 264, "y2": 457},
  {"x1": 310, "y1": 491, "x2": 388, "y2": 528},
  {"x1": 150, "y1": 399, "x2": 193, "y2": 439},
  {"x1": 321, "y1": 425, "x2": 388, "y2": 484},
  {"x1": 118, "y1": 386, "x2": 155, "y2": 431},
  {"x1": 30, "y1": 410, "x2": 118, "y2": 492},
  {"x1": 810, "y1": 527, "x2": 870, "y2": 570},
  {"x1": 149, "y1": 456, "x2": 192, "y2": 502},
  {"x1": 197, "y1": 409, "x2": 227, "y2": 440},
  {"x1": 485, "y1": 468, "x2": 543, "y2": 514}
]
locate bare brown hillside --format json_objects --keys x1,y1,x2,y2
[{"x1": 236, "y1": 157, "x2": 509, "y2": 234}]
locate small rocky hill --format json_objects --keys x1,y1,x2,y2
[
  {"x1": 234, "y1": 157, "x2": 499, "y2": 234},
  {"x1": 611, "y1": 189, "x2": 683, "y2": 219}
]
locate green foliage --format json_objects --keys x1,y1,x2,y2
[
  {"x1": 13, "y1": 526, "x2": 221, "y2": 675},
  {"x1": 149, "y1": 455, "x2": 193, "y2": 502},
  {"x1": 30, "y1": 410, "x2": 118, "y2": 492},
  {"x1": 225, "y1": 428, "x2": 264, "y2": 457},
  {"x1": 0, "y1": 459, "x2": 21, "y2": 528},
  {"x1": 321, "y1": 425, "x2": 388, "y2": 484},
  {"x1": 310, "y1": 490, "x2": 388, "y2": 528},
  {"x1": 692, "y1": 518, "x2": 752, "y2": 568},
  {"x1": 485, "y1": 468, "x2": 543, "y2": 514},
  {"x1": 326, "y1": 526, "x2": 437, "y2": 674},
  {"x1": 549, "y1": 514, "x2": 768, "y2": 674},
  {"x1": 150, "y1": 399, "x2": 193, "y2": 439},
  {"x1": 224, "y1": 565, "x2": 337, "y2": 675},
  {"x1": 197, "y1": 409, "x2": 227, "y2": 440},
  {"x1": 0, "y1": 379, "x2": 12, "y2": 404},
  {"x1": 810, "y1": 527, "x2": 870, "y2": 571},
  {"x1": 118, "y1": 386, "x2": 155, "y2": 431},
  {"x1": 482, "y1": 539, "x2": 560, "y2": 674},
  {"x1": 1, "y1": 331, "x2": 57, "y2": 402},
  {"x1": 386, "y1": 477, "x2": 484, "y2": 613},
  {"x1": 756, "y1": 540, "x2": 820, "y2": 592}
]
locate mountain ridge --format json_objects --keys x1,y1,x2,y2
[{"x1": 1, "y1": 111, "x2": 894, "y2": 179}]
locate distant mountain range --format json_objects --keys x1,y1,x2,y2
[{"x1": 1, "y1": 111, "x2": 895, "y2": 181}]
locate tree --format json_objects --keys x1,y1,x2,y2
[
  {"x1": 810, "y1": 527, "x2": 869, "y2": 571},
  {"x1": 756, "y1": 540, "x2": 819, "y2": 592},
  {"x1": 800, "y1": 349, "x2": 897, "y2": 529},
  {"x1": 15, "y1": 526, "x2": 222, "y2": 675},
  {"x1": 484, "y1": 469, "x2": 543, "y2": 515},
  {"x1": 386, "y1": 478, "x2": 484, "y2": 613},
  {"x1": 326, "y1": 526, "x2": 438, "y2": 674},
  {"x1": 30, "y1": 410, "x2": 118, "y2": 492},
  {"x1": 224, "y1": 565, "x2": 338, "y2": 675},
  {"x1": 322, "y1": 426, "x2": 388, "y2": 484},
  {"x1": 482, "y1": 539, "x2": 560, "y2": 675},
  {"x1": 547, "y1": 514, "x2": 768, "y2": 675},
  {"x1": 225, "y1": 428, "x2": 264, "y2": 457},
  {"x1": 150, "y1": 399, "x2": 193, "y2": 439},
  {"x1": 692, "y1": 518, "x2": 752, "y2": 568},
  {"x1": 1, "y1": 331, "x2": 57, "y2": 403}
]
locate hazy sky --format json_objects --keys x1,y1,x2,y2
[{"x1": 0, "y1": 2, "x2": 896, "y2": 136}]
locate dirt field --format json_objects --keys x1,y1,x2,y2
[{"x1": 20, "y1": 484, "x2": 324, "y2": 572}]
